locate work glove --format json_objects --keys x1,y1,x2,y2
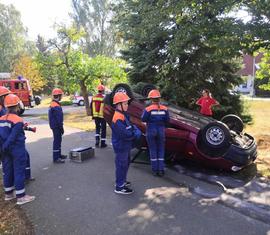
[{"x1": 60, "y1": 127, "x2": 64, "y2": 135}]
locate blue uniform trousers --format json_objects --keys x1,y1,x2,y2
[
  {"x1": 25, "y1": 150, "x2": 31, "y2": 179},
  {"x1": 52, "y1": 128, "x2": 62, "y2": 161},
  {"x1": 94, "y1": 117, "x2": 106, "y2": 145},
  {"x1": 2, "y1": 150, "x2": 27, "y2": 198},
  {"x1": 115, "y1": 151, "x2": 130, "y2": 188},
  {"x1": 146, "y1": 126, "x2": 165, "y2": 172}
]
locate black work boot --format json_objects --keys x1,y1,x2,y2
[
  {"x1": 100, "y1": 140, "x2": 107, "y2": 148},
  {"x1": 95, "y1": 136, "x2": 100, "y2": 147},
  {"x1": 60, "y1": 154, "x2": 67, "y2": 159},
  {"x1": 100, "y1": 143, "x2": 107, "y2": 148}
]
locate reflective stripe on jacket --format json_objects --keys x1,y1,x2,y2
[
  {"x1": 91, "y1": 94, "x2": 105, "y2": 118},
  {"x1": 141, "y1": 103, "x2": 169, "y2": 128},
  {"x1": 0, "y1": 113, "x2": 26, "y2": 151}
]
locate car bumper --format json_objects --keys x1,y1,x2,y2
[{"x1": 223, "y1": 134, "x2": 257, "y2": 167}]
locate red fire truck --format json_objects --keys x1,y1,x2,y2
[{"x1": 0, "y1": 74, "x2": 41, "y2": 114}]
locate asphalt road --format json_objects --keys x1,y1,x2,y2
[{"x1": 21, "y1": 113, "x2": 270, "y2": 235}]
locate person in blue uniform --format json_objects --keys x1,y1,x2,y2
[
  {"x1": 0, "y1": 94, "x2": 35, "y2": 205},
  {"x1": 0, "y1": 86, "x2": 34, "y2": 181},
  {"x1": 0, "y1": 86, "x2": 10, "y2": 170},
  {"x1": 90, "y1": 84, "x2": 107, "y2": 148},
  {"x1": 48, "y1": 88, "x2": 66, "y2": 163},
  {"x1": 0, "y1": 86, "x2": 10, "y2": 116},
  {"x1": 111, "y1": 92, "x2": 141, "y2": 195},
  {"x1": 141, "y1": 89, "x2": 169, "y2": 176}
]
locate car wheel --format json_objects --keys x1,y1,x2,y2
[
  {"x1": 17, "y1": 101, "x2": 25, "y2": 116},
  {"x1": 141, "y1": 84, "x2": 157, "y2": 97},
  {"x1": 112, "y1": 83, "x2": 134, "y2": 99},
  {"x1": 34, "y1": 96, "x2": 41, "y2": 105},
  {"x1": 220, "y1": 114, "x2": 244, "y2": 133},
  {"x1": 18, "y1": 107, "x2": 25, "y2": 115},
  {"x1": 110, "y1": 83, "x2": 134, "y2": 106},
  {"x1": 78, "y1": 100, "x2": 84, "y2": 106},
  {"x1": 197, "y1": 121, "x2": 231, "y2": 157}
]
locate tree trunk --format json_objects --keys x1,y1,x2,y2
[{"x1": 80, "y1": 80, "x2": 91, "y2": 116}]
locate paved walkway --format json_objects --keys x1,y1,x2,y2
[{"x1": 23, "y1": 117, "x2": 270, "y2": 235}]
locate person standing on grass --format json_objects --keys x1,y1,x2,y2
[
  {"x1": 111, "y1": 92, "x2": 141, "y2": 195},
  {"x1": 141, "y1": 89, "x2": 169, "y2": 177},
  {"x1": 90, "y1": 84, "x2": 107, "y2": 148},
  {"x1": 196, "y1": 89, "x2": 219, "y2": 117},
  {"x1": 48, "y1": 88, "x2": 67, "y2": 163},
  {"x1": 0, "y1": 94, "x2": 35, "y2": 205}
]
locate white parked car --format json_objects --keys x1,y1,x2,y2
[{"x1": 72, "y1": 92, "x2": 92, "y2": 106}]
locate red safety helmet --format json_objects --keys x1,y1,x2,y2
[
  {"x1": 4, "y1": 94, "x2": 20, "y2": 107},
  {"x1": 113, "y1": 92, "x2": 130, "y2": 105},
  {"x1": 52, "y1": 88, "x2": 64, "y2": 96},
  {"x1": 0, "y1": 86, "x2": 11, "y2": 97},
  {"x1": 97, "y1": 84, "x2": 105, "y2": 91},
  {"x1": 148, "y1": 89, "x2": 161, "y2": 99}
]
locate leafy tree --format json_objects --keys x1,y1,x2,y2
[
  {"x1": 115, "y1": 0, "x2": 262, "y2": 119},
  {"x1": 12, "y1": 54, "x2": 46, "y2": 93},
  {"x1": 0, "y1": 3, "x2": 27, "y2": 71},
  {"x1": 37, "y1": 26, "x2": 127, "y2": 115},
  {"x1": 35, "y1": 35, "x2": 64, "y2": 94},
  {"x1": 256, "y1": 49, "x2": 270, "y2": 91},
  {"x1": 241, "y1": 0, "x2": 270, "y2": 52},
  {"x1": 86, "y1": 55, "x2": 128, "y2": 90},
  {"x1": 71, "y1": 0, "x2": 117, "y2": 57}
]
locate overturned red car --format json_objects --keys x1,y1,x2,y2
[{"x1": 103, "y1": 83, "x2": 257, "y2": 172}]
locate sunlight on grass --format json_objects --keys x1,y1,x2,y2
[
  {"x1": 64, "y1": 111, "x2": 95, "y2": 131},
  {"x1": 40, "y1": 111, "x2": 96, "y2": 132},
  {"x1": 244, "y1": 100, "x2": 270, "y2": 178},
  {"x1": 39, "y1": 96, "x2": 72, "y2": 107}
]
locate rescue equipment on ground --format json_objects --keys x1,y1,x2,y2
[{"x1": 69, "y1": 146, "x2": 95, "y2": 163}]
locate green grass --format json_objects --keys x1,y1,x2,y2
[
  {"x1": 244, "y1": 100, "x2": 270, "y2": 178},
  {"x1": 39, "y1": 96, "x2": 72, "y2": 107}
]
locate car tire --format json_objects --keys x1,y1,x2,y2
[
  {"x1": 17, "y1": 101, "x2": 25, "y2": 116},
  {"x1": 18, "y1": 107, "x2": 25, "y2": 115},
  {"x1": 112, "y1": 83, "x2": 134, "y2": 99},
  {"x1": 110, "y1": 83, "x2": 134, "y2": 106},
  {"x1": 34, "y1": 96, "x2": 41, "y2": 105},
  {"x1": 197, "y1": 121, "x2": 231, "y2": 157},
  {"x1": 141, "y1": 84, "x2": 157, "y2": 97},
  {"x1": 220, "y1": 114, "x2": 244, "y2": 133},
  {"x1": 78, "y1": 100, "x2": 84, "y2": 106}
]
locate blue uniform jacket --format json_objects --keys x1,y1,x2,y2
[
  {"x1": 0, "y1": 105, "x2": 7, "y2": 117},
  {"x1": 0, "y1": 113, "x2": 26, "y2": 153},
  {"x1": 111, "y1": 110, "x2": 141, "y2": 153},
  {"x1": 48, "y1": 100, "x2": 63, "y2": 129},
  {"x1": 141, "y1": 103, "x2": 169, "y2": 127}
]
